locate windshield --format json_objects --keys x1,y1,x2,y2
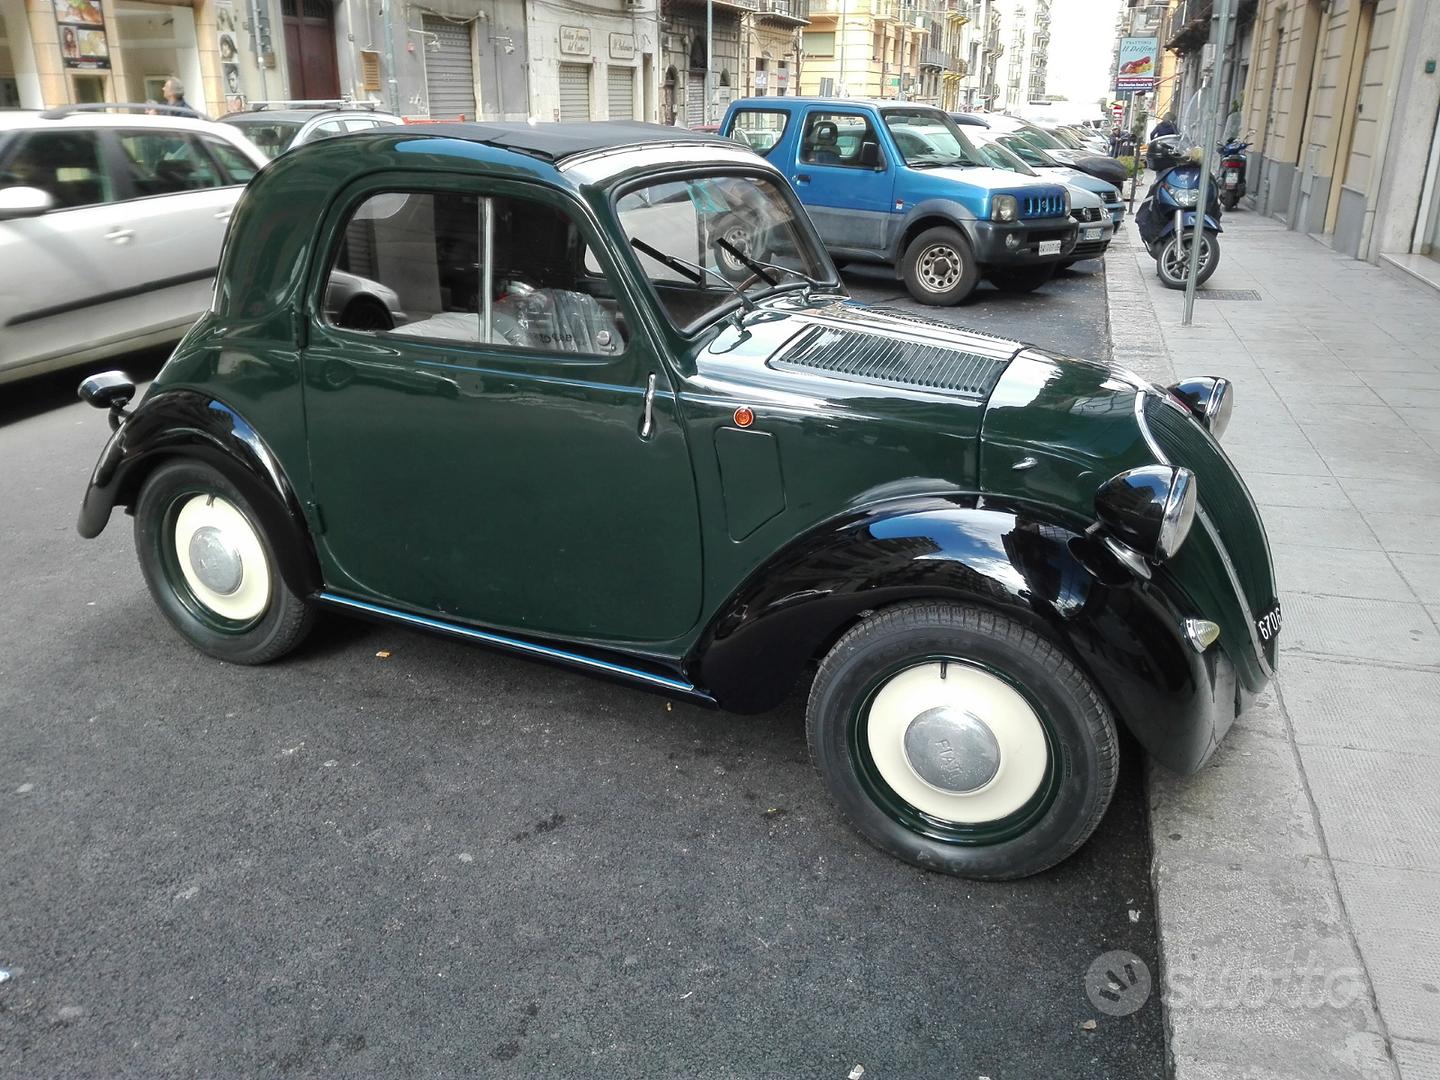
[
  {"x1": 1044, "y1": 127, "x2": 1082, "y2": 149},
  {"x1": 992, "y1": 133, "x2": 1054, "y2": 169},
  {"x1": 1014, "y1": 126, "x2": 1068, "y2": 152},
  {"x1": 223, "y1": 118, "x2": 303, "y2": 159},
  {"x1": 616, "y1": 173, "x2": 831, "y2": 333},
  {"x1": 883, "y1": 112, "x2": 984, "y2": 168},
  {"x1": 968, "y1": 135, "x2": 1037, "y2": 176}
]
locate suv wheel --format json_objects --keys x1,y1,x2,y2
[
  {"x1": 900, "y1": 226, "x2": 979, "y2": 305},
  {"x1": 807, "y1": 602, "x2": 1119, "y2": 880},
  {"x1": 135, "y1": 460, "x2": 315, "y2": 664}
]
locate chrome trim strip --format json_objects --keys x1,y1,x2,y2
[
  {"x1": 1136, "y1": 388, "x2": 1275, "y2": 679},
  {"x1": 319, "y1": 593, "x2": 702, "y2": 696}
]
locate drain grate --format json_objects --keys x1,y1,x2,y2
[{"x1": 1195, "y1": 289, "x2": 1262, "y2": 301}]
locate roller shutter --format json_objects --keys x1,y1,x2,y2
[
  {"x1": 607, "y1": 66, "x2": 635, "y2": 120},
  {"x1": 558, "y1": 63, "x2": 591, "y2": 122},
  {"x1": 423, "y1": 16, "x2": 477, "y2": 120},
  {"x1": 685, "y1": 78, "x2": 704, "y2": 126}
]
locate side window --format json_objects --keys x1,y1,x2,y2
[
  {"x1": 117, "y1": 131, "x2": 224, "y2": 196},
  {"x1": 203, "y1": 137, "x2": 259, "y2": 184},
  {"x1": 2, "y1": 131, "x2": 113, "y2": 209},
  {"x1": 342, "y1": 118, "x2": 380, "y2": 132},
  {"x1": 308, "y1": 120, "x2": 347, "y2": 142},
  {"x1": 325, "y1": 190, "x2": 628, "y2": 357},
  {"x1": 727, "y1": 108, "x2": 788, "y2": 155},
  {"x1": 799, "y1": 111, "x2": 880, "y2": 169}
]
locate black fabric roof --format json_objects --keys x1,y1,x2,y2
[{"x1": 399, "y1": 121, "x2": 732, "y2": 162}]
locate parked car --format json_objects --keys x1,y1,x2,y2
[
  {"x1": 721, "y1": 98, "x2": 1075, "y2": 304},
  {"x1": 218, "y1": 102, "x2": 403, "y2": 160},
  {"x1": 980, "y1": 114, "x2": 1131, "y2": 189},
  {"x1": 0, "y1": 104, "x2": 269, "y2": 386},
  {"x1": 76, "y1": 121, "x2": 1277, "y2": 882},
  {"x1": 966, "y1": 133, "x2": 1113, "y2": 267},
  {"x1": 965, "y1": 125, "x2": 1126, "y2": 230}
]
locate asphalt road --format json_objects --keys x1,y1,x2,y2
[{"x1": 0, "y1": 256, "x2": 1164, "y2": 1079}]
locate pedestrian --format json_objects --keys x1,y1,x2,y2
[
  {"x1": 162, "y1": 78, "x2": 202, "y2": 119},
  {"x1": 1109, "y1": 123, "x2": 1124, "y2": 157},
  {"x1": 1150, "y1": 111, "x2": 1177, "y2": 140}
]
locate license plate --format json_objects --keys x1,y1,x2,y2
[
  {"x1": 1226, "y1": 169, "x2": 1239, "y2": 183},
  {"x1": 1082, "y1": 227, "x2": 1103, "y2": 241},
  {"x1": 1038, "y1": 240, "x2": 1062, "y2": 256},
  {"x1": 1256, "y1": 601, "x2": 1282, "y2": 644}
]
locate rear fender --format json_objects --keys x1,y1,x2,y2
[{"x1": 77, "y1": 388, "x2": 321, "y2": 598}]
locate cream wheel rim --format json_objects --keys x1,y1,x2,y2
[
  {"x1": 866, "y1": 661, "x2": 1049, "y2": 823},
  {"x1": 172, "y1": 494, "x2": 271, "y2": 622}
]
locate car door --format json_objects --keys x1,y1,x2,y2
[
  {"x1": 789, "y1": 108, "x2": 895, "y2": 255},
  {"x1": 0, "y1": 127, "x2": 140, "y2": 375},
  {"x1": 301, "y1": 179, "x2": 704, "y2": 642}
]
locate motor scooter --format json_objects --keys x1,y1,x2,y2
[
  {"x1": 1219, "y1": 139, "x2": 1249, "y2": 210},
  {"x1": 1135, "y1": 135, "x2": 1224, "y2": 290}
]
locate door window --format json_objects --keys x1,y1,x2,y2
[
  {"x1": 117, "y1": 131, "x2": 225, "y2": 196},
  {"x1": 203, "y1": 137, "x2": 259, "y2": 184},
  {"x1": 3, "y1": 131, "x2": 113, "y2": 209},
  {"x1": 325, "y1": 190, "x2": 628, "y2": 356},
  {"x1": 799, "y1": 111, "x2": 881, "y2": 169},
  {"x1": 308, "y1": 119, "x2": 347, "y2": 142},
  {"x1": 727, "y1": 108, "x2": 789, "y2": 155}
]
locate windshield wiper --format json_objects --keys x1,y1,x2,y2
[
  {"x1": 629, "y1": 236, "x2": 756, "y2": 314},
  {"x1": 715, "y1": 238, "x2": 823, "y2": 291}
]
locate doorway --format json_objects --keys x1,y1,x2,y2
[{"x1": 282, "y1": 0, "x2": 340, "y2": 100}]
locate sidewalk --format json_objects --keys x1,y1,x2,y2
[{"x1": 1104, "y1": 214, "x2": 1440, "y2": 1080}]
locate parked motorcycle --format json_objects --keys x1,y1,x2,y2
[
  {"x1": 1219, "y1": 139, "x2": 1250, "y2": 210},
  {"x1": 1135, "y1": 135, "x2": 1224, "y2": 289}
]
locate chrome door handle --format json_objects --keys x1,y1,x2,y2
[
  {"x1": 213, "y1": 209, "x2": 233, "y2": 221},
  {"x1": 105, "y1": 227, "x2": 134, "y2": 244},
  {"x1": 639, "y1": 372, "x2": 656, "y2": 440}
]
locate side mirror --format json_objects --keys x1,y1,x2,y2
[
  {"x1": 859, "y1": 140, "x2": 884, "y2": 170},
  {"x1": 0, "y1": 185, "x2": 56, "y2": 221},
  {"x1": 78, "y1": 370, "x2": 136, "y2": 429}
]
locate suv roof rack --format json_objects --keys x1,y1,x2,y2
[
  {"x1": 40, "y1": 102, "x2": 203, "y2": 120},
  {"x1": 241, "y1": 99, "x2": 383, "y2": 112}
]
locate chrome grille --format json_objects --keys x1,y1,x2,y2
[
  {"x1": 1144, "y1": 395, "x2": 1275, "y2": 620},
  {"x1": 1022, "y1": 194, "x2": 1065, "y2": 218},
  {"x1": 772, "y1": 326, "x2": 1010, "y2": 398}
]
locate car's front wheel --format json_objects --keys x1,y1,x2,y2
[
  {"x1": 135, "y1": 460, "x2": 315, "y2": 664},
  {"x1": 900, "y1": 227, "x2": 979, "y2": 305},
  {"x1": 807, "y1": 602, "x2": 1118, "y2": 880}
]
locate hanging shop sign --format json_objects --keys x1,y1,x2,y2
[
  {"x1": 609, "y1": 33, "x2": 636, "y2": 61},
  {"x1": 55, "y1": 0, "x2": 110, "y2": 70},
  {"x1": 1116, "y1": 37, "x2": 1158, "y2": 91},
  {"x1": 560, "y1": 26, "x2": 592, "y2": 56}
]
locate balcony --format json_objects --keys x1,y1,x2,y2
[
  {"x1": 921, "y1": 45, "x2": 949, "y2": 69},
  {"x1": 755, "y1": 0, "x2": 810, "y2": 24}
]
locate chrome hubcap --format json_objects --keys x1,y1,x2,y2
[
  {"x1": 187, "y1": 526, "x2": 244, "y2": 595},
  {"x1": 173, "y1": 494, "x2": 271, "y2": 622},
  {"x1": 917, "y1": 244, "x2": 962, "y2": 293},
  {"x1": 867, "y1": 661, "x2": 1048, "y2": 823},
  {"x1": 902, "y1": 706, "x2": 1002, "y2": 793}
]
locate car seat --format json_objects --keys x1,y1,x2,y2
[{"x1": 809, "y1": 122, "x2": 841, "y2": 166}]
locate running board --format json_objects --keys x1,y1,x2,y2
[{"x1": 317, "y1": 593, "x2": 716, "y2": 706}]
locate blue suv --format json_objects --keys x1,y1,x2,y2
[{"x1": 720, "y1": 98, "x2": 1076, "y2": 305}]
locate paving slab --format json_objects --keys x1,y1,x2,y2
[{"x1": 1104, "y1": 212, "x2": 1440, "y2": 1080}]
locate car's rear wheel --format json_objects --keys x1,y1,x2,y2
[
  {"x1": 135, "y1": 460, "x2": 314, "y2": 664},
  {"x1": 900, "y1": 227, "x2": 979, "y2": 305},
  {"x1": 988, "y1": 264, "x2": 1055, "y2": 293},
  {"x1": 807, "y1": 602, "x2": 1118, "y2": 880}
]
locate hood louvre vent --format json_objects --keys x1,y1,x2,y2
[{"x1": 770, "y1": 326, "x2": 1010, "y2": 399}]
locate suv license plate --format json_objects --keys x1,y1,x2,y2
[
  {"x1": 1038, "y1": 240, "x2": 1062, "y2": 256},
  {"x1": 1256, "y1": 601, "x2": 1282, "y2": 644},
  {"x1": 1082, "y1": 227, "x2": 1103, "y2": 241}
]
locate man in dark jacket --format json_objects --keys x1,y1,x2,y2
[
  {"x1": 1150, "y1": 111, "x2": 1177, "y2": 140},
  {"x1": 162, "y1": 78, "x2": 203, "y2": 119}
]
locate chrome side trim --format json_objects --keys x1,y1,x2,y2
[
  {"x1": 318, "y1": 593, "x2": 705, "y2": 697},
  {"x1": 1136, "y1": 388, "x2": 1275, "y2": 679}
]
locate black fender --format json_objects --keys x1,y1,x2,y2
[
  {"x1": 77, "y1": 388, "x2": 322, "y2": 599},
  {"x1": 886, "y1": 198, "x2": 980, "y2": 264},
  {"x1": 691, "y1": 493, "x2": 1235, "y2": 775}
]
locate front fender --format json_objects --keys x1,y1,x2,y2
[
  {"x1": 692, "y1": 493, "x2": 1235, "y2": 774},
  {"x1": 889, "y1": 198, "x2": 981, "y2": 260},
  {"x1": 77, "y1": 388, "x2": 321, "y2": 599}
]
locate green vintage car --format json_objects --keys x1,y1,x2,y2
[{"x1": 77, "y1": 122, "x2": 1278, "y2": 880}]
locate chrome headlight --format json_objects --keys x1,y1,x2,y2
[
  {"x1": 1169, "y1": 185, "x2": 1200, "y2": 208},
  {"x1": 1168, "y1": 376, "x2": 1233, "y2": 438},
  {"x1": 1062, "y1": 188, "x2": 1071, "y2": 214},
  {"x1": 992, "y1": 194, "x2": 1019, "y2": 222},
  {"x1": 1094, "y1": 465, "x2": 1198, "y2": 564}
]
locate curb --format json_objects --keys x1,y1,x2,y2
[{"x1": 1101, "y1": 229, "x2": 1397, "y2": 1080}]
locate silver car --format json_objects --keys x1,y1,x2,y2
[
  {"x1": 218, "y1": 104, "x2": 404, "y2": 160},
  {"x1": 0, "y1": 106, "x2": 270, "y2": 386}
]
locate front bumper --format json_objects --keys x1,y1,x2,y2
[{"x1": 970, "y1": 215, "x2": 1077, "y2": 265}]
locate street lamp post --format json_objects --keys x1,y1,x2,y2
[
  {"x1": 705, "y1": 0, "x2": 714, "y2": 125},
  {"x1": 1181, "y1": 0, "x2": 1233, "y2": 325}
]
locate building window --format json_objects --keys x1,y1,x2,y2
[{"x1": 803, "y1": 31, "x2": 834, "y2": 58}]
